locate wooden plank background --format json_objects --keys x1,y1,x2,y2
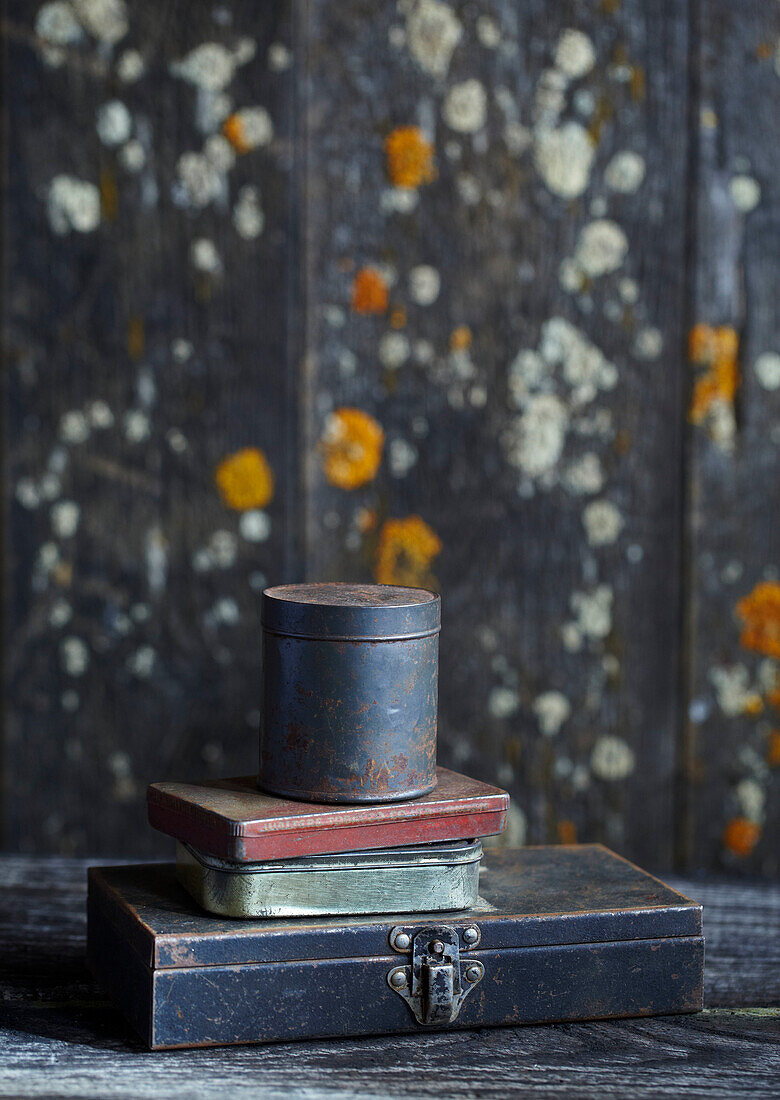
[{"x1": 1, "y1": 0, "x2": 778, "y2": 874}]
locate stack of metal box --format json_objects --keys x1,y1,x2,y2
[{"x1": 148, "y1": 583, "x2": 510, "y2": 919}]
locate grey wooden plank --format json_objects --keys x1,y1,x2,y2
[
  {"x1": 1, "y1": 1, "x2": 301, "y2": 855},
  {"x1": 682, "y1": 0, "x2": 780, "y2": 878},
  {"x1": 300, "y1": 0, "x2": 690, "y2": 869},
  {"x1": 0, "y1": 857, "x2": 778, "y2": 1100}
]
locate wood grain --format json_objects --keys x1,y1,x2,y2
[
  {"x1": 682, "y1": 0, "x2": 780, "y2": 877},
  {"x1": 1, "y1": 0, "x2": 778, "y2": 875},
  {"x1": 0, "y1": 856, "x2": 778, "y2": 1098}
]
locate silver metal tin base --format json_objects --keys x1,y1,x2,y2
[{"x1": 176, "y1": 839, "x2": 482, "y2": 919}]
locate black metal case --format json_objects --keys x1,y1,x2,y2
[{"x1": 87, "y1": 845, "x2": 704, "y2": 1050}]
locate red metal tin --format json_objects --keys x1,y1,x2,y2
[
  {"x1": 147, "y1": 767, "x2": 508, "y2": 863},
  {"x1": 259, "y1": 583, "x2": 441, "y2": 804}
]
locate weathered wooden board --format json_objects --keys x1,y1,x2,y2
[
  {"x1": 301, "y1": 0, "x2": 690, "y2": 868},
  {"x1": 2, "y1": 0, "x2": 300, "y2": 854},
  {"x1": 682, "y1": 0, "x2": 780, "y2": 877},
  {"x1": 1, "y1": 0, "x2": 778, "y2": 873},
  {"x1": 1, "y1": 856, "x2": 778, "y2": 1098}
]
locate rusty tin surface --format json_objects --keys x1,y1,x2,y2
[
  {"x1": 147, "y1": 767, "x2": 508, "y2": 862},
  {"x1": 259, "y1": 583, "x2": 440, "y2": 803},
  {"x1": 87, "y1": 845, "x2": 704, "y2": 1050},
  {"x1": 176, "y1": 838, "x2": 482, "y2": 918}
]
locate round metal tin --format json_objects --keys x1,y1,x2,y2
[
  {"x1": 176, "y1": 838, "x2": 481, "y2": 918},
  {"x1": 259, "y1": 583, "x2": 441, "y2": 804}
]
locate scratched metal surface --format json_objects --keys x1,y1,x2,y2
[{"x1": 2, "y1": 0, "x2": 779, "y2": 875}]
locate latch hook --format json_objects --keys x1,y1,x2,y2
[{"x1": 387, "y1": 925, "x2": 484, "y2": 1025}]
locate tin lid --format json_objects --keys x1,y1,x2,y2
[{"x1": 261, "y1": 582, "x2": 440, "y2": 640}]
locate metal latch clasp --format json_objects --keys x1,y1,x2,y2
[{"x1": 387, "y1": 925, "x2": 484, "y2": 1025}]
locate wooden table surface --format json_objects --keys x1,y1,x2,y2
[{"x1": 1, "y1": 856, "x2": 778, "y2": 1099}]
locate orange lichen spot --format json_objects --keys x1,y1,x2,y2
[
  {"x1": 768, "y1": 688, "x2": 780, "y2": 712},
  {"x1": 127, "y1": 315, "x2": 145, "y2": 361},
  {"x1": 557, "y1": 820, "x2": 577, "y2": 845},
  {"x1": 375, "y1": 515, "x2": 442, "y2": 587},
  {"x1": 215, "y1": 447, "x2": 274, "y2": 511},
  {"x1": 450, "y1": 325, "x2": 472, "y2": 352},
  {"x1": 767, "y1": 731, "x2": 780, "y2": 768},
  {"x1": 99, "y1": 164, "x2": 118, "y2": 221},
  {"x1": 390, "y1": 307, "x2": 407, "y2": 329},
  {"x1": 356, "y1": 507, "x2": 377, "y2": 533},
  {"x1": 736, "y1": 581, "x2": 780, "y2": 659},
  {"x1": 321, "y1": 408, "x2": 384, "y2": 490},
  {"x1": 630, "y1": 65, "x2": 646, "y2": 102},
  {"x1": 756, "y1": 41, "x2": 773, "y2": 61},
  {"x1": 689, "y1": 323, "x2": 739, "y2": 365},
  {"x1": 722, "y1": 816, "x2": 761, "y2": 857},
  {"x1": 351, "y1": 268, "x2": 388, "y2": 315},
  {"x1": 742, "y1": 694, "x2": 764, "y2": 717},
  {"x1": 688, "y1": 323, "x2": 740, "y2": 423},
  {"x1": 223, "y1": 113, "x2": 250, "y2": 154},
  {"x1": 384, "y1": 126, "x2": 436, "y2": 189}
]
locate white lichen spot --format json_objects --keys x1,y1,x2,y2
[
  {"x1": 583, "y1": 499, "x2": 624, "y2": 546},
  {"x1": 267, "y1": 42, "x2": 292, "y2": 71},
  {"x1": 633, "y1": 326, "x2": 664, "y2": 360},
  {"x1": 405, "y1": 0, "x2": 462, "y2": 78},
  {"x1": 145, "y1": 527, "x2": 167, "y2": 593},
  {"x1": 59, "y1": 409, "x2": 90, "y2": 443},
  {"x1": 124, "y1": 409, "x2": 150, "y2": 442},
  {"x1": 116, "y1": 48, "x2": 144, "y2": 82},
  {"x1": 485, "y1": 803, "x2": 526, "y2": 848},
  {"x1": 190, "y1": 238, "x2": 222, "y2": 274},
  {"x1": 172, "y1": 338, "x2": 193, "y2": 363},
  {"x1": 754, "y1": 351, "x2": 780, "y2": 391},
  {"x1": 87, "y1": 399, "x2": 114, "y2": 428},
  {"x1": 175, "y1": 151, "x2": 223, "y2": 208},
  {"x1": 380, "y1": 187, "x2": 419, "y2": 215},
  {"x1": 504, "y1": 393, "x2": 568, "y2": 477},
  {"x1": 710, "y1": 664, "x2": 758, "y2": 717},
  {"x1": 47, "y1": 176, "x2": 101, "y2": 235},
  {"x1": 71, "y1": 0, "x2": 127, "y2": 44},
  {"x1": 591, "y1": 735, "x2": 635, "y2": 780},
  {"x1": 504, "y1": 120, "x2": 532, "y2": 156},
  {"x1": 540, "y1": 317, "x2": 618, "y2": 398},
  {"x1": 554, "y1": 29, "x2": 595, "y2": 79},
  {"x1": 118, "y1": 139, "x2": 145, "y2": 172},
  {"x1": 533, "y1": 68, "x2": 567, "y2": 128},
  {"x1": 456, "y1": 173, "x2": 481, "y2": 204},
  {"x1": 729, "y1": 175, "x2": 761, "y2": 213},
  {"x1": 96, "y1": 100, "x2": 132, "y2": 146},
  {"x1": 573, "y1": 219, "x2": 628, "y2": 277},
  {"x1": 211, "y1": 529, "x2": 238, "y2": 569},
  {"x1": 561, "y1": 622, "x2": 583, "y2": 651},
  {"x1": 51, "y1": 500, "x2": 80, "y2": 538},
  {"x1": 16, "y1": 478, "x2": 41, "y2": 509},
  {"x1": 408, "y1": 265, "x2": 441, "y2": 306},
  {"x1": 570, "y1": 584, "x2": 613, "y2": 639},
  {"x1": 379, "y1": 331, "x2": 410, "y2": 369},
  {"x1": 476, "y1": 15, "x2": 501, "y2": 49},
  {"x1": 534, "y1": 122, "x2": 595, "y2": 199},
  {"x1": 627, "y1": 543, "x2": 644, "y2": 564},
  {"x1": 618, "y1": 277, "x2": 639, "y2": 304},
  {"x1": 735, "y1": 778, "x2": 765, "y2": 824},
  {"x1": 562, "y1": 452, "x2": 604, "y2": 495},
  {"x1": 35, "y1": 1, "x2": 83, "y2": 65},
  {"x1": 442, "y1": 79, "x2": 487, "y2": 133},
  {"x1": 170, "y1": 42, "x2": 250, "y2": 92},
  {"x1": 389, "y1": 438, "x2": 418, "y2": 477},
  {"x1": 239, "y1": 510, "x2": 271, "y2": 542},
  {"x1": 558, "y1": 257, "x2": 584, "y2": 293},
  {"x1": 604, "y1": 151, "x2": 646, "y2": 193},
  {"x1": 230, "y1": 106, "x2": 274, "y2": 149},
  {"x1": 233, "y1": 185, "x2": 265, "y2": 239},
  {"x1": 61, "y1": 635, "x2": 89, "y2": 676},
  {"x1": 533, "y1": 691, "x2": 571, "y2": 736},
  {"x1": 127, "y1": 644, "x2": 156, "y2": 677},
  {"x1": 49, "y1": 599, "x2": 73, "y2": 628},
  {"x1": 61, "y1": 690, "x2": 80, "y2": 712},
  {"x1": 488, "y1": 686, "x2": 519, "y2": 719}
]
